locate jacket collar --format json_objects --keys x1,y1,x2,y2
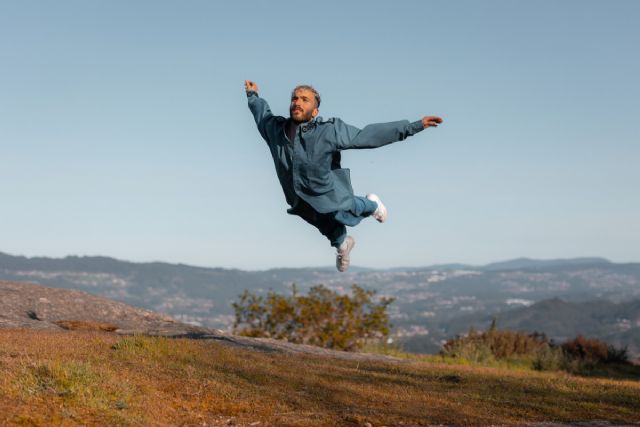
[
  {"x1": 287, "y1": 116, "x2": 322, "y2": 133},
  {"x1": 300, "y1": 116, "x2": 322, "y2": 132}
]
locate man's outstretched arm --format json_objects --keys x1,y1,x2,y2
[
  {"x1": 334, "y1": 116, "x2": 443, "y2": 150},
  {"x1": 245, "y1": 80, "x2": 276, "y2": 142}
]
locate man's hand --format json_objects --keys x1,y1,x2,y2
[
  {"x1": 245, "y1": 80, "x2": 258, "y2": 93},
  {"x1": 422, "y1": 116, "x2": 443, "y2": 129}
]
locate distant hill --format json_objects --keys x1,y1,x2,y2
[
  {"x1": 388, "y1": 257, "x2": 612, "y2": 272},
  {"x1": 386, "y1": 263, "x2": 473, "y2": 272},
  {"x1": 481, "y1": 257, "x2": 611, "y2": 271},
  {"x1": 1, "y1": 251, "x2": 639, "y2": 356}
]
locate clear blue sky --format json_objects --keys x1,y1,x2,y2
[{"x1": 1, "y1": 0, "x2": 638, "y2": 269}]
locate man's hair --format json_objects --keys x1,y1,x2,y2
[{"x1": 291, "y1": 84, "x2": 321, "y2": 108}]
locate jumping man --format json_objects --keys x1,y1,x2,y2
[{"x1": 245, "y1": 81, "x2": 443, "y2": 272}]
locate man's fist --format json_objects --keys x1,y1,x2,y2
[
  {"x1": 422, "y1": 116, "x2": 443, "y2": 129},
  {"x1": 245, "y1": 80, "x2": 258, "y2": 93}
]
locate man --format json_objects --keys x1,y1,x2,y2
[{"x1": 245, "y1": 80, "x2": 442, "y2": 272}]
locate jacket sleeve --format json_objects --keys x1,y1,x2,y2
[
  {"x1": 247, "y1": 91, "x2": 276, "y2": 143},
  {"x1": 333, "y1": 118, "x2": 425, "y2": 150}
]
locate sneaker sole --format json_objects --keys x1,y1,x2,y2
[
  {"x1": 336, "y1": 237, "x2": 355, "y2": 272},
  {"x1": 366, "y1": 194, "x2": 387, "y2": 223}
]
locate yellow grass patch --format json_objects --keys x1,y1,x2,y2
[{"x1": 53, "y1": 320, "x2": 119, "y2": 332}]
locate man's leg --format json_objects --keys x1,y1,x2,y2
[
  {"x1": 292, "y1": 200, "x2": 356, "y2": 272},
  {"x1": 333, "y1": 196, "x2": 378, "y2": 226},
  {"x1": 331, "y1": 195, "x2": 387, "y2": 272},
  {"x1": 294, "y1": 201, "x2": 347, "y2": 248},
  {"x1": 293, "y1": 197, "x2": 381, "y2": 272}
]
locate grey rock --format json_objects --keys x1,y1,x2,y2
[{"x1": 0, "y1": 280, "x2": 208, "y2": 334}]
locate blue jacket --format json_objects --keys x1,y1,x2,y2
[{"x1": 247, "y1": 91, "x2": 425, "y2": 214}]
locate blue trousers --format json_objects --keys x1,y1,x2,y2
[{"x1": 293, "y1": 196, "x2": 378, "y2": 248}]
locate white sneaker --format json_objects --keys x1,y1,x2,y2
[
  {"x1": 336, "y1": 236, "x2": 355, "y2": 272},
  {"x1": 366, "y1": 193, "x2": 387, "y2": 223}
]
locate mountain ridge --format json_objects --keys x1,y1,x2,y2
[{"x1": 0, "y1": 251, "x2": 617, "y2": 272}]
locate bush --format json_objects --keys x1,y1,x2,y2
[
  {"x1": 441, "y1": 320, "x2": 549, "y2": 362},
  {"x1": 443, "y1": 323, "x2": 631, "y2": 374},
  {"x1": 606, "y1": 344, "x2": 630, "y2": 363},
  {"x1": 232, "y1": 284, "x2": 394, "y2": 351},
  {"x1": 561, "y1": 335, "x2": 609, "y2": 363},
  {"x1": 532, "y1": 344, "x2": 566, "y2": 371},
  {"x1": 561, "y1": 336, "x2": 628, "y2": 364},
  {"x1": 441, "y1": 334, "x2": 496, "y2": 364}
]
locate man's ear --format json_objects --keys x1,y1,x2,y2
[{"x1": 312, "y1": 107, "x2": 319, "y2": 118}]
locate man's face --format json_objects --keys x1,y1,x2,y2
[{"x1": 289, "y1": 89, "x2": 319, "y2": 123}]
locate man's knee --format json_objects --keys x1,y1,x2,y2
[{"x1": 294, "y1": 211, "x2": 345, "y2": 247}]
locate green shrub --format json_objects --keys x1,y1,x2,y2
[
  {"x1": 441, "y1": 335, "x2": 496, "y2": 364},
  {"x1": 443, "y1": 323, "x2": 632, "y2": 375},
  {"x1": 532, "y1": 344, "x2": 566, "y2": 371},
  {"x1": 606, "y1": 344, "x2": 629, "y2": 363},
  {"x1": 441, "y1": 320, "x2": 548, "y2": 363},
  {"x1": 232, "y1": 284, "x2": 394, "y2": 351}
]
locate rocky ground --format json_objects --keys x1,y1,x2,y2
[{"x1": 0, "y1": 280, "x2": 403, "y2": 363}]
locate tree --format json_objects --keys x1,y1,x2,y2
[{"x1": 232, "y1": 284, "x2": 394, "y2": 351}]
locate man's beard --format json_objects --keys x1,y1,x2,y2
[{"x1": 290, "y1": 108, "x2": 314, "y2": 124}]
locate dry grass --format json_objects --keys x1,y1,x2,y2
[
  {"x1": 52, "y1": 320, "x2": 119, "y2": 332},
  {"x1": 1, "y1": 329, "x2": 639, "y2": 426}
]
